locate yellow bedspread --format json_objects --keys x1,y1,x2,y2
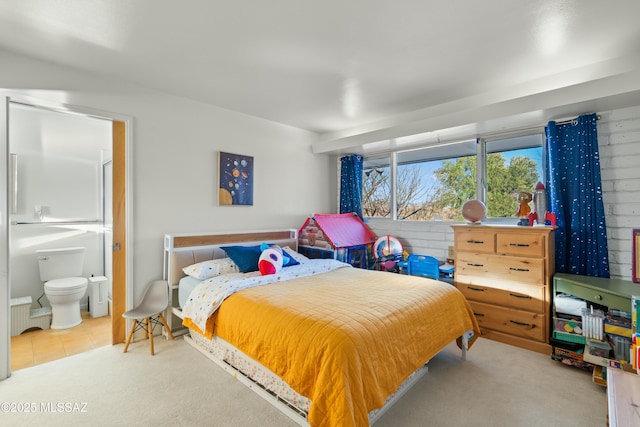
[{"x1": 186, "y1": 267, "x2": 479, "y2": 427}]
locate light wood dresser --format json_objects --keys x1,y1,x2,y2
[{"x1": 452, "y1": 224, "x2": 555, "y2": 354}]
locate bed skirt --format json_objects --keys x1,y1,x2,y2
[
  {"x1": 188, "y1": 329, "x2": 311, "y2": 417},
  {"x1": 186, "y1": 329, "x2": 434, "y2": 426}
]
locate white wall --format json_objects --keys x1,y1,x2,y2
[
  {"x1": 9, "y1": 105, "x2": 112, "y2": 309},
  {"x1": 1, "y1": 49, "x2": 335, "y2": 305},
  {"x1": 365, "y1": 104, "x2": 640, "y2": 281}
]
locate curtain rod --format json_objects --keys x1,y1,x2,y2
[{"x1": 553, "y1": 114, "x2": 601, "y2": 126}]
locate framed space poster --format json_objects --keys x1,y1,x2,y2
[{"x1": 218, "y1": 151, "x2": 254, "y2": 206}]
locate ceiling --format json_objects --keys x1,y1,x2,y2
[{"x1": 1, "y1": 0, "x2": 639, "y2": 152}]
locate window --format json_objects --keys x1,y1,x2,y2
[
  {"x1": 362, "y1": 132, "x2": 544, "y2": 221},
  {"x1": 395, "y1": 140, "x2": 477, "y2": 221},
  {"x1": 484, "y1": 134, "x2": 544, "y2": 219},
  {"x1": 362, "y1": 156, "x2": 391, "y2": 218}
]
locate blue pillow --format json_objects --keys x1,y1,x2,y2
[
  {"x1": 281, "y1": 249, "x2": 300, "y2": 267},
  {"x1": 222, "y1": 245, "x2": 300, "y2": 273},
  {"x1": 221, "y1": 245, "x2": 262, "y2": 273}
]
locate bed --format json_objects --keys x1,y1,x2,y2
[{"x1": 163, "y1": 229, "x2": 480, "y2": 427}]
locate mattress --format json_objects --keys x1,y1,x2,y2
[{"x1": 178, "y1": 275, "x2": 202, "y2": 308}]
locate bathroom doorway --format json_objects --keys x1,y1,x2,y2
[{"x1": 1, "y1": 96, "x2": 131, "y2": 378}]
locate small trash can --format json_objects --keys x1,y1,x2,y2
[{"x1": 88, "y1": 276, "x2": 109, "y2": 318}]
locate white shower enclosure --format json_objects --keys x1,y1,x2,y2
[{"x1": 9, "y1": 104, "x2": 112, "y2": 311}]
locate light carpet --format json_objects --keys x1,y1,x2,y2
[{"x1": 0, "y1": 336, "x2": 606, "y2": 426}]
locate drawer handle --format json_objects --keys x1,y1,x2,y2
[
  {"x1": 509, "y1": 267, "x2": 530, "y2": 272},
  {"x1": 595, "y1": 294, "x2": 603, "y2": 301},
  {"x1": 473, "y1": 312, "x2": 485, "y2": 317},
  {"x1": 467, "y1": 263, "x2": 484, "y2": 267},
  {"x1": 467, "y1": 286, "x2": 485, "y2": 292},
  {"x1": 509, "y1": 293, "x2": 532, "y2": 299},
  {"x1": 509, "y1": 243, "x2": 530, "y2": 247},
  {"x1": 466, "y1": 240, "x2": 484, "y2": 244},
  {"x1": 510, "y1": 320, "x2": 531, "y2": 327}
]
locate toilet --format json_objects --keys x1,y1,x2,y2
[{"x1": 36, "y1": 247, "x2": 88, "y2": 329}]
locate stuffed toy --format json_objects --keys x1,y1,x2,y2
[
  {"x1": 516, "y1": 191, "x2": 533, "y2": 218},
  {"x1": 515, "y1": 191, "x2": 533, "y2": 226},
  {"x1": 259, "y1": 242, "x2": 291, "y2": 266},
  {"x1": 258, "y1": 246, "x2": 284, "y2": 275}
]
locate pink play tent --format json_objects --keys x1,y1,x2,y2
[{"x1": 298, "y1": 213, "x2": 377, "y2": 268}]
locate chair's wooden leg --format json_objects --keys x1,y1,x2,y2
[
  {"x1": 148, "y1": 318, "x2": 155, "y2": 356},
  {"x1": 159, "y1": 313, "x2": 174, "y2": 340},
  {"x1": 123, "y1": 319, "x2": 137, "y2": 353}
]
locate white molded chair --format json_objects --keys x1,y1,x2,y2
[{"x1": 122, "y1": 279, "x2": 174, "y2": 355}]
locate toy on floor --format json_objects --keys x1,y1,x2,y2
[{"x1": 372, "y1": 235, "x2": 403, "y2": 272}]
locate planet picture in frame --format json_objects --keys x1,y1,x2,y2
[{"x1": 218, "y1": 151, "x2": 254, "y2": 206}]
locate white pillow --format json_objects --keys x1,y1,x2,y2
[
  {"x1": 182, "y1": 258, "x2": 239, "y2": 280},
  {"x1": 281, "y1": 246, "x2": 310, "y2": 264}
]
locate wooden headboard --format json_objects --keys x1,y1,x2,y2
[{"x1": 163, "y1": 229, "x2": 298, "y2": 287}]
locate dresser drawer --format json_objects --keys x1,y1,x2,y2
[
  {"x1": 456, "y1": 252, "x2": 545, "y2": 286},
  {"x1": 469, "y1": 301, "x2": 546, "y2": 341},
  {"x1": 454, "y1": 230, "x2": 496, "y2": 253},
  {"x1": 497, "y1": 233, "x2": 545, "y2": 257},
  {"x1": 457, "y1": 282, "x2": 546, "y2": 313}
]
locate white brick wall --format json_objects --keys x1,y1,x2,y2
[
  {"x1": 365, "y1": 104, "x2": 640, "y2": 281},
  {"x1": 599, "y1": 105, "x2": 640, "y2": 279},
  {"x1": 366, "y1": 218, "x2": 454, "y2": 261}
]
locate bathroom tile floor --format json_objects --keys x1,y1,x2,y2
[{"x1": 10, "y1": 310, "x2": 112, "y2": 372}]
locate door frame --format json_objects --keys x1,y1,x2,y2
[{"x1": 0, "y1": 92, "x2": 134, "y2": 380}]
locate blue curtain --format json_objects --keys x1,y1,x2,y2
[
  {"x1": 545, "y1": 113, "x2": 609, "y2": 277},
  {"x1": 339, "y1": 154, "x2": 364, "y2": 218}
]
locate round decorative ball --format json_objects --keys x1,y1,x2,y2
[{"x1": 461, "y1": 199, "x2": 487, "y2": 223}]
